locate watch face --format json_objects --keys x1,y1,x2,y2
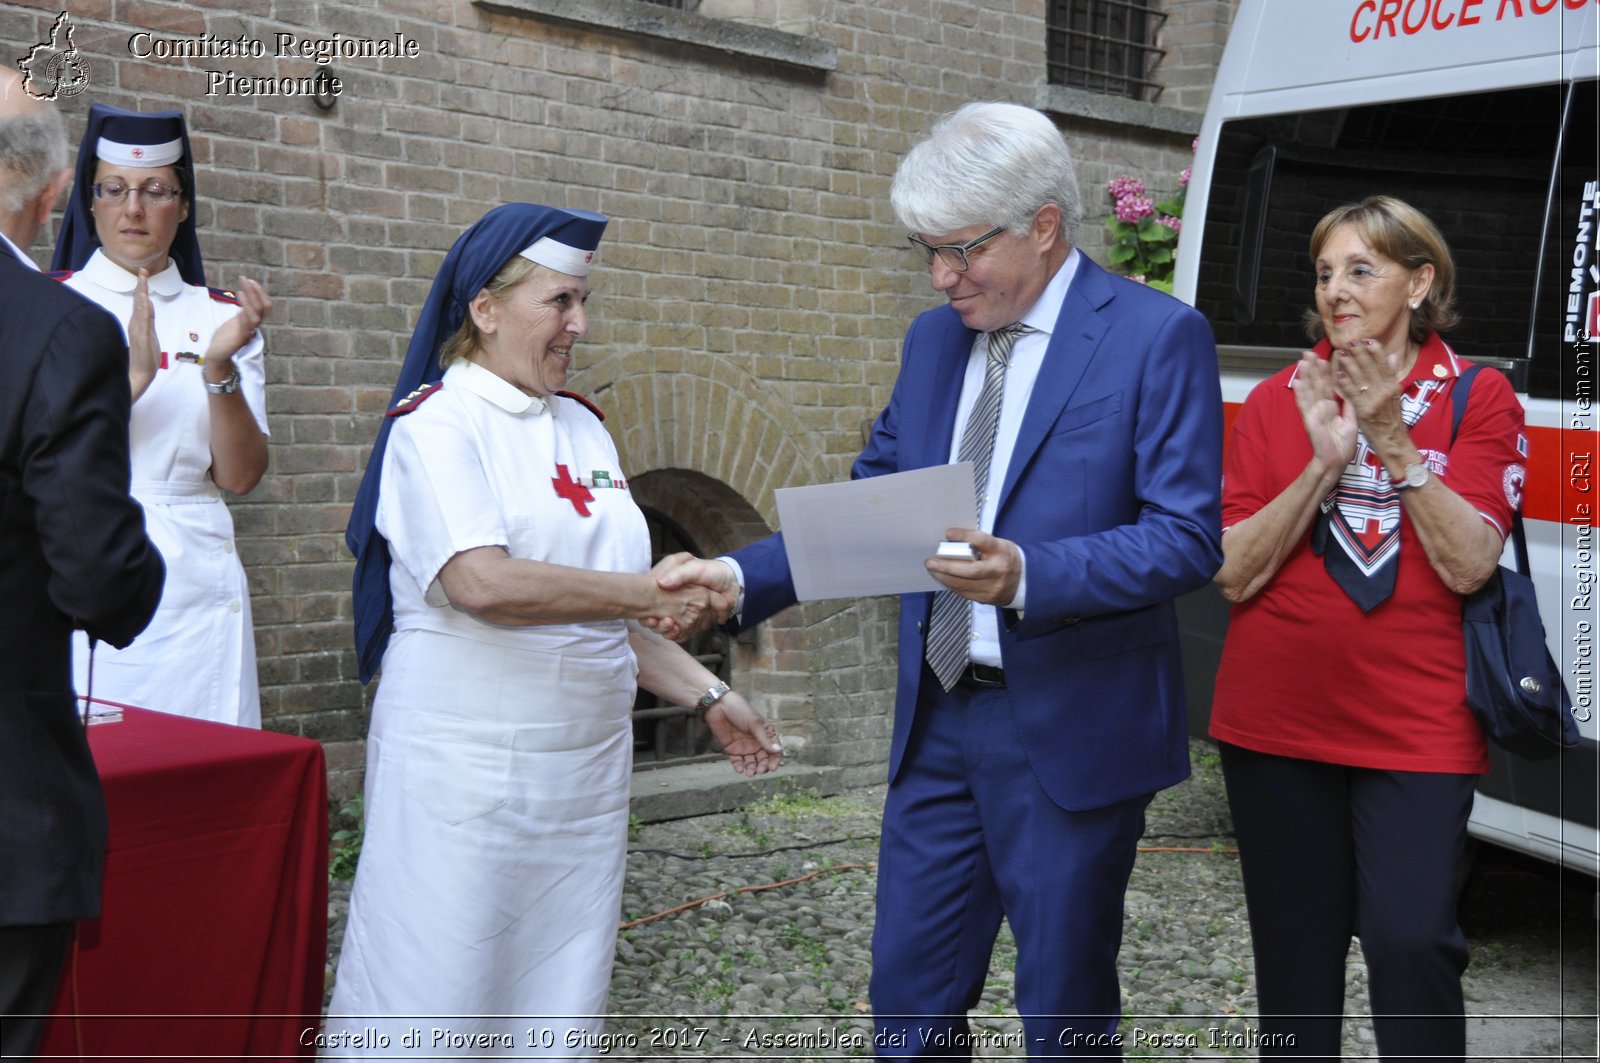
[{"x1": 1405, "y1": 463, "x2": 1430, "y2": 488}]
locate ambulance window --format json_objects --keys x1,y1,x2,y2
[
  {"x1": 1528, "y1": 79, "x2": 1597, "y2": 401},
  {"x1": 1197, "y1": 83, "x2": 1569, "y2": 387}
]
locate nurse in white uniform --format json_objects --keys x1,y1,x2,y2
[
  {"x1": 333, "y1": 204, "x2": 783, "y2": 1055},
  {"x1": 52, "y1": 106, "x2": 270, "y2": 727}
]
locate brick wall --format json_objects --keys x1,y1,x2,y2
[
  {"x1": 1, "y1": 0, "x2": 1232, "y2": 799},
  {"x1": 1158, "y1": 0, "x2": 1236, "y2": 114}
]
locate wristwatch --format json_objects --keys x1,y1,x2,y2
[
  {"x1": 693, "y1": 681, "x2": 731, "y2": 720},
  {"x1": 1391, "y1": 462, "x2": 1430, "y2": 492},
  {"x1": 203, "y1": 367, "x2": 241, "y2": 395}
]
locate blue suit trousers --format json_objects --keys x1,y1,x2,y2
[{"x1": 870, "y1": 669, "x2": 1152, "y2": 1060}]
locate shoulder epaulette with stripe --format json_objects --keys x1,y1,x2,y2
[
  {"x1": 47, "y1": 269, "x2": 75, "y2": 282},
  {"x1": 387, "y1": 381, "x2": 444, "y2": 417},
  {"x1": 207, "y1": 286, "x2": 241, "y2": 306},
  {"x1": 556, "y1": 390, "x2": 605, "y2": 421}
]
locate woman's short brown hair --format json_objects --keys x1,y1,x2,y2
[
  {"x1": 438, "y1": 254, "x2": 541, "y2": 369},
  {"x1": 1303, "y1": 195, "x2": 1459, "y2": 345}
]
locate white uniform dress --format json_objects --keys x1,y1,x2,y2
[
  {"x1": 326, "y1": 359, "x2": 648, "y2": 1057},
  {"x1": 64, "y1": 250, "x2": 267, "y2": 727}
]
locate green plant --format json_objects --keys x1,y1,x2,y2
[
  {"x1": 1104, "y1": 144, "x2": 1193, "y2": 294},
  {"x1": 747, "y1": 787, "x2": 830, "y2": 819},
  {"x1": 329, "y1": 794, "x2": 364, "y2": 881},
  {"x1": 731, "y1": 809, "x2": 773, "y2": 850}
]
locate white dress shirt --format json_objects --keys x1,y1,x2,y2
[{"x1": 949, "y1": 249, "x2": 1079, "y2": 665}]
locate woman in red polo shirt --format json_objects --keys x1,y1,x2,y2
[{"x1": 1210, "y1": 196, "x2": 1527, "y2": 1061}]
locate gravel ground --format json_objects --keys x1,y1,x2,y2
[{"x1": 325, "y1": 740, "x2": 1599, "y2": 1060}]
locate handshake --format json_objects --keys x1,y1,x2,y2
[{"x1": 641, "y1": 552, "x2": 742, "y2": 642}]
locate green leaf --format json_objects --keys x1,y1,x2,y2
[
  {"x1": 1146, "y1": 247, "x2": 1173, "y2": 264},
  {"x1": 1108, "y1": 243, "x2": 1139, "y2": 265},
  {"x1": 1136, "y1": 216, "x2": 1174, "y2": 240}
]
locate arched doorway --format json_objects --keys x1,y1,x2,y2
[
  {"x1": 631, "y1": 505, "x2": 732, "y2": 765},
  {"x1": 629, "y1": 468, "x2": 774, "y2": 767}
]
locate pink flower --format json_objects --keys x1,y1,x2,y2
[
  {"x1": 1115, "y1": 195, "x2": 1155, "y2": 223},
  {"x1": 1178, "y1": 165, "x2": 1192, "y2": 188},
  {"x1": 1159, "y1": 214, "x2": 1182, "y2": 233},
  {"x1": 1130, "y1": 274, "x2": 1148, "y2": 284},
  {"x1": 1191, "y1": 136, "x2": 1199, "y2": 153},
  {"x1": 1107, "y1": 175, "x2": 1147, "y2": 200}
]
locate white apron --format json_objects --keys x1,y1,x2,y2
[
  {"x1": 324, "y1": 632, "x2": 635, "y2": 1058},
  {"x1": 326, "y1": 360, "x2": 650, "y2": 1057},
  {"x1": 64, "y1": 251, "x2": 267, "y2": 727}
]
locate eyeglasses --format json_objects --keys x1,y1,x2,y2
[
  {"x1": 907, "y1": 226, "x2": 1007, "y2": 272},
  {"x1": 92, "y1": 180, "x2": 184, "y2": 206}
]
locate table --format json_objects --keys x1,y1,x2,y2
[{"x1": 38, "y1": 707, "x2": 328, "y2": 1061}]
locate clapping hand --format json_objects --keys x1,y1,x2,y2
[
  {"x1": 646, "y1": 553, "x2": 741, "y2": 641},
  {"x1": 702, "y1": 689, "x2": 784, "y2": 776},
  {"x1": 204, "y1": 276, "x2": 272, "y2": 367},
  {"x1": 1291, "y1": 350, "x2": 1358, "y2": 475},
  {"x1": 1330, "y1": 338, "x2": 1408, "y2": 438},
  {"x1": 127, "y1": 268, "x2": 160, "y2": 401}
]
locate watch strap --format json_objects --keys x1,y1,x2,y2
[
  {"x1": 1391, "y1": 461, "x2": 1429, "y2": 492},
  {"x1": 693, "y1": 681, "x2": 731, "y2": 720},
  {"x1": 204, "y1": 367, "x2": 241, "y2": 395}
]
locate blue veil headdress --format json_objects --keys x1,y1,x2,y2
[
  {"x1": 346, "y1": 203, "x2": 608, "y2": 682},
  {"x1": 51, "y1": 104, "x2": 205, "y2": 285}
]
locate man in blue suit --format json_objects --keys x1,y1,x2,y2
[{"x1": 662, "y1": 102, "x2": 1222, "y2": 1057}]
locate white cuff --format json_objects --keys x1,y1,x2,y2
[
  {"x1": 715, "y1": 556, "x2": 747, "y2": 619},
  {"x1": 1005, "y1": 549, "x2": 1026, "y2": 614}
]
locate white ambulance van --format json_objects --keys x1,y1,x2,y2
[{"x1": 1173, "y1": 0, "x2": 1599, "y2": 876}]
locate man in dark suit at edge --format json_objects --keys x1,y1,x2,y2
[
  {"x1": 0, "y1": 64, "x2": 165, "y2": 1059},
  {"x1": 660, "y1": 102, "x2": 1223, "y2": 1057},
  {"x1": 0, "y1": 66, "x2": 72, "y2": 268}
]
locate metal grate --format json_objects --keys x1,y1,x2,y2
[{"x1": 1047, "y1": 0, "x2": 1168, "y2": 102}]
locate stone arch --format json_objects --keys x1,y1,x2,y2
[{"x1": 575, "y1": 346, "x2": 821, "y2": 521}]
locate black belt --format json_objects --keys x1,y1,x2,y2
[{"x1": 960, "y1": 663, "x2": 1006, "y2": 689}]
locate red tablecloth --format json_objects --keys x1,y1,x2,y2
[{"x1": 38, "y1": 708, "x2": 328, "y2": 1061}]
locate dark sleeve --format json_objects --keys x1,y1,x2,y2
[{"x1": 23, "y1": 301, "x2": 164, "y2": 647}]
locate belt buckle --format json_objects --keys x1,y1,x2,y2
[{"x1": 963, "y1": 664, "x2": 1005, "y2": 689}]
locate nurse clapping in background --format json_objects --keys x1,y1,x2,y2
[{"x1": 52, "y1": 105, "x2": 270, "y2": 727}]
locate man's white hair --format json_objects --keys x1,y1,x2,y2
[
  {"x1": 0, "y1": 105, "x2": 67, "y2": 214},
  {"x1": 891, "y1": 101, "x2": 1082, "y2": 246}
]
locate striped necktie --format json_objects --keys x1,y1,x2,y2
[{"x1": 925, "y1": 322, "x2": 1037, "y2": 692}]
